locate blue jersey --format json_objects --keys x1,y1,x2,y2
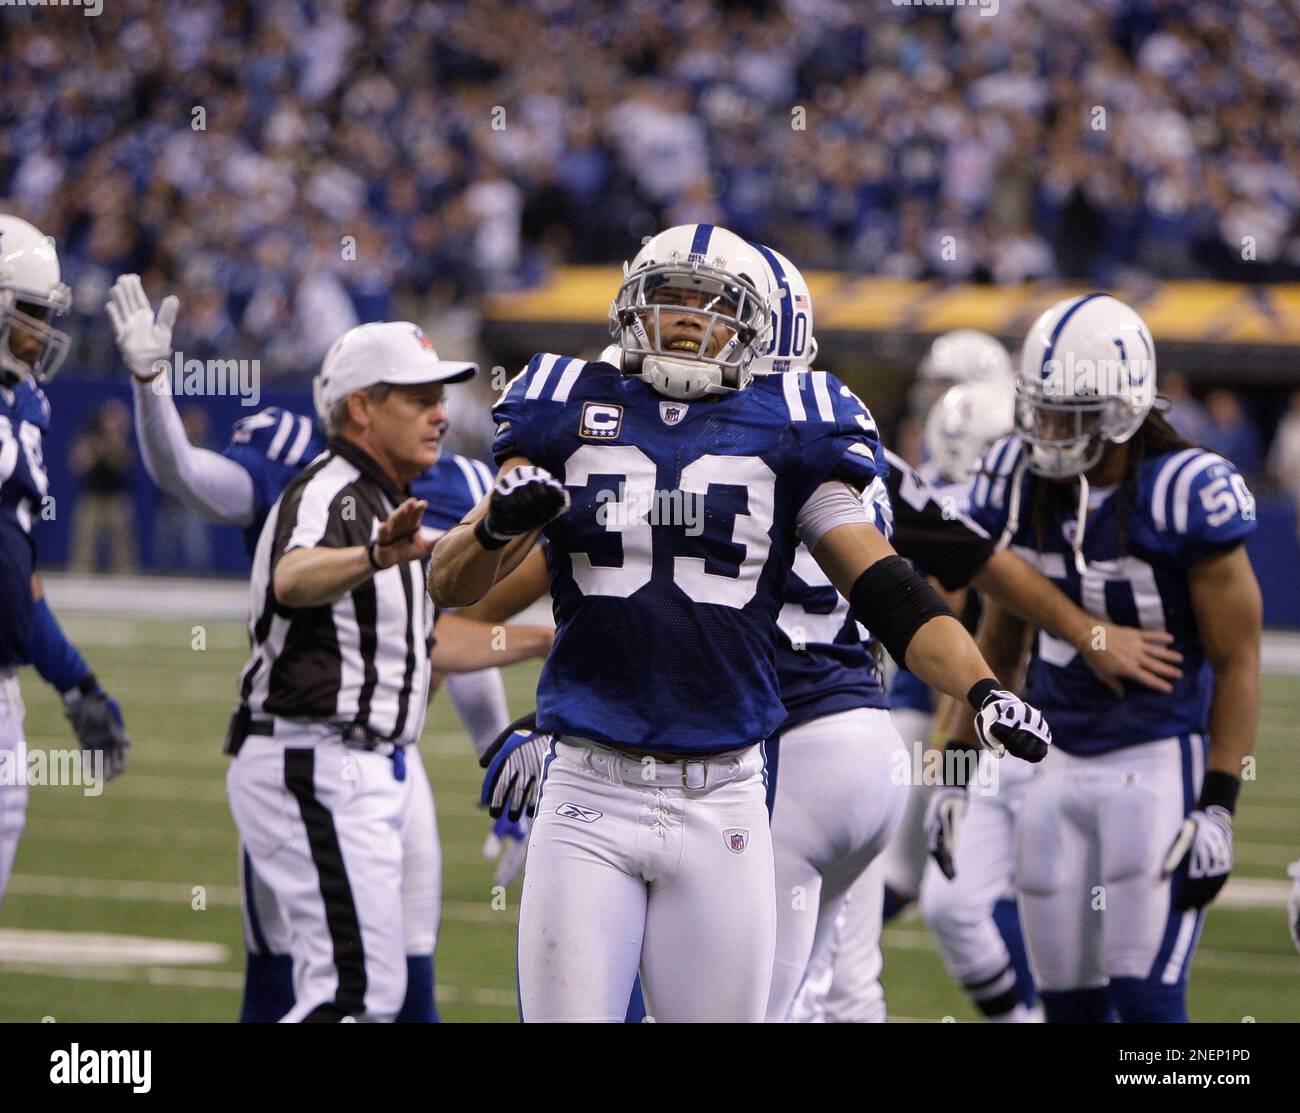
[
  {"x1": 968, "y1": 436, "x2": 1256, "y2": 755},
  {"x1": 493, "y1": 355, "x2": 885, "y2": 754},
  {"x1": 0, "y1": 379, "x2": 50, "y2": 668},
  {"x1": 775, "y1": 475, "x2": 893, "y2": 733},
  {"x1": 222, "y1": 406, "x2": 488, "y2": 554}
]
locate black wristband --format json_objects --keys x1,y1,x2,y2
[
  {"x1": 366, "y1": 540, "x2": 384, "y2": 571},
  {"x1": 943, "y1": 738, "x2": 981, "y2": 788},
  {"x1": 1198, "y1": 769, "x2": 1240, "y2": 814},
  {"x1": 76, "y1": 674, "x2": 99, "y2": 697},
  {"x1": 966, "y1": 678, "x2": 998, "y2": 710},
  {"x1": 474, "y1": 517, "x2": 511, "y2": 551}
]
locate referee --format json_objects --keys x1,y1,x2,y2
[{"x1": 225, "y1": 322, "x2": 475, "y2": 1022}]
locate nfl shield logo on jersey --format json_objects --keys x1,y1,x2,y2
[
  {"x1": 659, "y1": 400, "x2": 688, "y2": 426},
  {"x1": 723, "y1": 828, "x2": 749, "y2": 854}
]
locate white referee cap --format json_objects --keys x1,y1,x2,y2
[{"x1": 315, "y1": 321, "x2": 477, "y2": 412}]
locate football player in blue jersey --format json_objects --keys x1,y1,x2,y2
[
  {"x1": 1, "y1": 214, "x2": 135, "y2": 910},
  {"x1": 429, "y1": 223, "x2": 1053, "y2": 1023},
  {"x1": 108, "y1": 277, "x2": 551, "y2": 1022},
  {"x1": 964, "y1": 293, "x2": 1262, "y2": 1023},
  {"x1": 744, "y1": 253, "x2": 1187, "y2": 1024}
]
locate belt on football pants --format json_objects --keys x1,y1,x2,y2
[
  {"x1": 224, "y1": 707, "x2": 408, "y2": 780},
  {"x1": 564, "y1": 736, "x2": 756, "y2": 791}
]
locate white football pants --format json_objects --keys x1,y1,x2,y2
[
  {"x1": 227, "y1": 725, "x2": 412, "y2": 1022},
  {"x1": 0, "y1": 671, "x2": 26, "y2": 907},
  {"x1": 878, "y1": 707, "x2": 933, "y2": 903},
  {"x1": 766, "y1": 707, "x2": 908, "y2": 1021},
  {"x1": 518, "y1": 737, "x2": 775, "y2": 1023},
  {"x1": 240, "y1": 752, "x2": 439, "y2": 959},
  {"x1": 1015, "y1": 735, "x2": 1206, "y2": 990},
  {"x1": 919, "y1": 749, "x2": 1038, "y2": 1005}
]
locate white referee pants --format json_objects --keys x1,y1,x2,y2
[
  {"x1": 766, "y1": 707, "x2": 908, "y2": 1021},
  {"x1": 518, "y1": 738, "x2": 775, "y2": 1023},
  {"x1": 1014, "y1": 736, "x2": 1205, "y2": 991},
  {"x1": 0, "y1": 671, "x2": 26, "y2": 907},
  {"x1": 919, "y1": 750, "x2": 1037, "y2": 1000},
  {"x1": 239, "y1": 754, "x2": 440, "y2": 959},
  {"x1": 227, "y1": 727, "x2": 412, "y2": 1022}
]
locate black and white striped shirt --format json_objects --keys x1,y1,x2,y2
[{"x1": 235, "y1": 437, "x2": 434, "y2": 747}]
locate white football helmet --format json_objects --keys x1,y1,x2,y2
[
  {"x1": 749, "y1": 244, "x2": 817, "y2": 375},
  {"x1": 924, "y1": 381, "x2": 1015, "y2": 484},
  {"x1": 0, "y1": 214, "x2": 72, "y2": 383},
  {"x1": 610, "y1": 224, "x2": 774, "y2": 400},
  {"x1": 1016, "y1": 293, "x2": 1156, "y2": 478},
  {"x1": 918, "y1": 329, "x2": 1014, "y2": 386}
]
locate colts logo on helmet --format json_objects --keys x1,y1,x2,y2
[{"x1": 723, "y1": 828, "x2": 749, "y2": 854}]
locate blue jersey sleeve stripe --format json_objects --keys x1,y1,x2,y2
[
  {"x1": 810, "y1": 371, "x2": 835, "y2": 421},
  {"x1": 266, "y1": 410, "x2": 294, "y2": 462},
  {"x1": 1151, "y1": 447, "x2": 1202, "y2": 532},
  {"x1": 451, "y1": 455, "x2": 484, "y2": 505},
  {"x1": 524, "y1": 353, "x2": 561, "y2": 400},
  {"x1": 471, "y1": 459, "x2": 494, "y2": 496},
  {"x1": 1172, "y1": 452, "x2": 1226, "y2": 534},
  {"x1": 986, "y1": 437, "x2": 1022, "y2": 510},
  {"x1": 550, "y1": 358, "x2": 586, "y2": 403},
  {"x1": 782, "y1": 371, "x2": 807, "y2": 421},
  {"x1": 689, "y1": 224, "x2": 714, "y2": 256},
  {"x1": 284, "y1": 415, "x2": 314, "y2": 467}
]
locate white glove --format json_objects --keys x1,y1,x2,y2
[
  {"x1": 105, "y1": 274, "x2": 179, "y2": 381},
  {"x1": 1161, "y1": 806, "x2": 1234, "y2": 910},
  {"x1": 482, "y1": 813, "x2": 530, "y2": 888},
  {"x1": 972, "y1": 686, "x2": 1051, "y2": 763},
  {"x1": 924, "y1": 783, "x2": 968, "y2": 881}
]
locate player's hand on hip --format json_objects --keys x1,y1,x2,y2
[
  {"x1": 1081, "y1": 623, "x2": 1183, "y2": 696},
  {"x1": 481, "y1": 465, "x2": 569, "y2": 543},
  {"x1": 64, "y1": 685, "x2": 131, "y2": 781},
  {"x1": 924, "y1": 784, "x2": 968, "y2": 882},
  {"x1": 480, "y1": 711, "x2": 551, "y2": 822},
  {"x1": 373, "y1": 498, "x2": 433, "y2": 567},
  {"x1": 482, "y1": 813, "x2": 531, "y2": 887},
  {"x1": 970, "y1": 683, "x2": 1051, "y2": 763},
  {"x1": 105, "y1": 274, "x2": 180, "y2": 382},
  {"x1": 1161, "y1": 806, "x2": 1233, "y2": 910}
]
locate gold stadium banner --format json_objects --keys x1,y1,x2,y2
[{"x1": 485, "y1": 269, "x2": 1300, "y2": 347}]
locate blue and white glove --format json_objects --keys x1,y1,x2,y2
[
  {"x1": 479, "y1": 712, "x2": 552, "y2": 822},
  {"x1": 924, "y1": 783, "x2": 968, "y2": 882},
  {"x1": 969, "y1": 680, "x2": 1051, "y2": 763},
  {"x1": 1161, "y1": 771, "x2": 1239, "y2": 910},
  {"x1": 482, "y1": 813, "x2": 530, "y2": 888}
]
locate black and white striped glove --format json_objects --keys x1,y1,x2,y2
[
  {"x1": 474, "y1": 465, "x2": 569, "y2": 549},
  {"x1": 479, "y1": 712, "x2": 552, "y2": 821},
  {"x1": 969, "y1": 680, "x2": 1051, "y2": 763},
  {"x1": 1161, "y1": 770, "x2": 1239, "y2": 910},
  {"x1": 924, "y1": 784, "x2": 968, "y2": 882}
]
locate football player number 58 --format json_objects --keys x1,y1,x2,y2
[{"x1": 563, "y1": 445, "x2": 775, "y2": 608}]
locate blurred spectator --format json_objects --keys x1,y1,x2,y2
[
  {"x1": 1268, "y1": 390, "x2": 1300, "y2": 540},
  {"x1": 0, "y1": 0, "x2": 1296, "y2": 385},
  {"x1": 1202, "y1": 389, "x2": 1262, "y2": 477},
  {"x1": 153, "y1": 406, "x2": 214, "y2": 573},
  {"x1": 1160, "y1": 370, "x2": 1210, "y2": 445},
  {"x1": 68, "y1": 400, "x2": 138, "y2": 575}
]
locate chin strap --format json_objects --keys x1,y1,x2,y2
[
  {"x1": 1071, "y1": 472, "x2": 1090, "y2": 576},
  {"x1": 995, "y1": 454, "x2": 1029, "y2": 553}
]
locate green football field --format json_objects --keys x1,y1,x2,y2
[{"x1": 2, "y1": 614, "x2": 1297, "y2": 1023}]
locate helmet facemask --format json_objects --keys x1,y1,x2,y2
[
  {"x1": 612, "y1": 259, "x2": 771, "y2": 400},
  {"x1": 0, "y1": 285, "x2": 72, "y2": 383},
  {"x1": 1016, "y1": 380, "x2": 1148, "y2": 478}
]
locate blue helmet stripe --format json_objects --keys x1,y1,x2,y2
[
  {"x1": 752, "y1": 242, "x2": 792, "y2": 358},
  {"x1": 1039, "y1": 292, "x2": 1108, "y2": 379},
  {"x1": 689, "y1": 224, "x2": 714, "y2": 256}
]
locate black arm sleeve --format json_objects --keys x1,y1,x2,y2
[{"x1": 884, "y1": 449, "x2": 997, "y2": 592}]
